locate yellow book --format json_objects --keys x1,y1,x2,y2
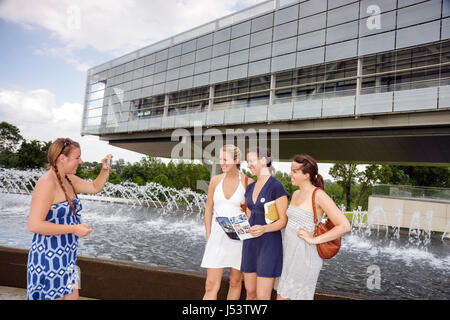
[{"x1": 264, "y1": 200, "x2": 279, "y2": 224}]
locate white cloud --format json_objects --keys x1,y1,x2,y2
[
  {"x1": 0, "y1": 0, "x2": 265, "y2": 67},
  {"x1": 0, "y1": 89, "x2": 79, "y2": 140},
  {"x1": 0, "y1": 89, "x2": 55, "y2": 124},
  {"x1": 33, "y1": 46, "x2": 90, "y2": 72},
  {"x1": 0, "y1": 88, "x2": 143, "y2": 163}
]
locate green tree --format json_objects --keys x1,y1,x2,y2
[
  {"x1": 356, "y1": 164, "x2": 382, "y2": 209},
  {"x1": 377, "y1": 164, "x2": 450, "y2": 188},
  {"x1": 112, "y1": 158, "x2": 127, "y2": 174},
  {"x1": 377, "y1": 165, "x2": 409, "y2": 185},
  {"x1": 273, "y1": 171, "x2": 298, "y2": 198},
  {"x1": 16, "y1": 140, "x2": 51, "y2": 169},
  {"x1": 0, "y1": 122, "x2": 23, "y2": 153},
  {"x1": 395, "y1": 165, "x2": 449, "y2": 188},
  {"x1": 329, "y1": 163, "x2": 359, "y2": 210},
  {"x1": 133, "y1": 175, "x2": 145, "y2": 186},
  {"x1": 153, "y1": 174, "x2": 170, "y2": 187},
  {"x1": 0, "y1": 122, "x2": 24, "y2": 168},
  {"x1": 108, "y1": 170, "x2": 123, "y2": 184},
  {"x1": 242, "y1": 169, "x2": 256, "y2": 181},
  {"x1": 120, "y1": 162, "x2": 148, "y2": 184},
  {"x1": 324, "y1": 182, "x2": 344, "y2": 208},
  {"x1": 0, "y1": 150, "x2": 19, "y2": 168}
]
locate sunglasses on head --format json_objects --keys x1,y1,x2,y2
[{"x1": 57, "y1": 138, "x2": 73, "y2": 158}]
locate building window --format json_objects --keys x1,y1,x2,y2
[
  {"x1": 168, "y1": 86, "x2": 209, "y2": 115},
  {"x1": 212, "y1": 74, "x2": 270, "y2": 109},
  {"x1": 131, "y1": 94, "x2": 165, "y2": 119},
  {"x1": 114, "y1": 40, "x2": 450, "y2": 122},
  {"x1": 360, "y1": 41, "x2": 447, "y2": 94}
]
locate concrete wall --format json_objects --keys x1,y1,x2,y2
[
  {"x1": 368, "y1": 196, "x2": 450, "y2": 233},
  {"x1": 0, "y1": 246, "x2": 356, "y2": 300}
]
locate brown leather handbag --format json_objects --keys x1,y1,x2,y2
[{"x1": 312, "y1": 187, "x2": 341, "y2": 259}]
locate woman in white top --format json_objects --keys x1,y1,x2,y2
[
  {"x1": 201, "y1": 145, "x2": 254, "y2": 300},
  {"x1": 274, "y1": 154, "x2": 351, "y2": 300}
]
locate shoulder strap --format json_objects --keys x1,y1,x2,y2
[
  {"x1": 245, "y1": 175, "x2": 248, "y2": 189},
  {"x1": 312, "y1": 187, "x2": 319, "y2": 224},
  {"x1": 218, "y1": 174, "x2": 226, "y2": 187}
]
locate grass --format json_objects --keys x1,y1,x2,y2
[{"x1": 342, "y1": 212, "x2": 368, "y2": 224}]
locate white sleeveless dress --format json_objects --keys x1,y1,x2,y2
[
  {"x1": 274, "y1": 205, "x2": 323, "y2": 300},
  {"x1": 201, "y1": 174, "x2": 245, "y2": 270}
]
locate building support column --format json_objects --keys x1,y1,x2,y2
[
  {"x1": 269, "y1": 73, "x2": 275, "y2": 105},
  {"x1": 355, "y1": 58, "x2": 362, "y2": 115},
  {"x1": 208, "y1": 85, "x2": 214, "y2": 112},
  {"x1": 163, "y1": 93, "x2": 169, "y2": 116}
]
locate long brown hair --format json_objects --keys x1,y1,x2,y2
[
  {"x1": 293, "y1": 154, "x2": 324, "y2": 190},
  {"x1": 48, "y1": 138, "x2": 80, "y2": 214}
]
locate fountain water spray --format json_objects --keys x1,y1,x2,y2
[
  {"x1": 0, "y1": 168, "x2": 207, "y2": 216},
  {"x1": 442, "y1": 220, "x2": 450, "y2": 241}
]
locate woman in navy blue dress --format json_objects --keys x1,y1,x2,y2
[{"x1": 241, "y1": 147, "x2": 289, "y2": 300}]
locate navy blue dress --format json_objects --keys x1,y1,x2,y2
[{"x1": 241, "y1": 176, "x2": 289, "y2": 277}]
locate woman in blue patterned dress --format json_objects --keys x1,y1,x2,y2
[
  {"x1": 241, "y1": 147, "x2": 289, "y2": 300},
  {"x1": 27, "y1": 138, "x2": 112, "y2": 300}
]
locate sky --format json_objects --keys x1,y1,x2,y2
[{"x1": 0, "y1": 0, "x2": 336, "y2": 179}]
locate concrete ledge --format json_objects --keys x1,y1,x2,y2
[
  {"x1": 0, "y1": 286, "x2": 94, "y2": 300},
  {"x1": 0, "y1": 286, "x2": 26, "y2": 300},
  {"x1": 368, "y1": 196, "x2": 450, "y2": 232},
  {"x1": 0, "y1": 246, "x2": 359, "y2": 300}
]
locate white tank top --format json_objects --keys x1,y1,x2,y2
[{"x1": 212, "y1": 173, "x2": 246, "y2": 218}]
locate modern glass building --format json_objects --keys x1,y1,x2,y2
[{"x1": 81, "y1": 0, "x2": 450, "y2": 163}]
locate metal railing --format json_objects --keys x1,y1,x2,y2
[{"x1": 372, "y1": 184, "x2": 450, "y2": 202}]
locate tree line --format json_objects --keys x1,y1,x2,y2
[{"x1": 1, "y1": 121, "x2": 448, "y2": 211}]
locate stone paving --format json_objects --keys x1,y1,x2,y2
[{"x1": 0, "y1": 286, "x2": 95, "y2": 300}]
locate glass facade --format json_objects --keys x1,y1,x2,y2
[{"x1": 83, "y1": 0, "x2": 450, "y2": 135}]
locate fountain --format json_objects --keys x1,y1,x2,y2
[
  {"x1": 0, "y1": 168, "x2": 207, "y2": 215},
  {"x1": 443, "y1": 220, "x2": 450, "y2": 241},
  {"x1": 350, "y1": 206, "x2": 370, "y2": 238},
  {"x1": 408, "y1": 211, "x2": 433, "y2": 247},
  {"x1": 0, "y1": 168, "x2": 449, "y2": 299}
]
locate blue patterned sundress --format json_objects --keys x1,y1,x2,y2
[{"x1": 27, "y1": 198, "x2": 82, "y2": 300}]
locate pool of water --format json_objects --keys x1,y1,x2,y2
[{"x1": 1, "y1": 193, "x2": 449, "y2": 299}]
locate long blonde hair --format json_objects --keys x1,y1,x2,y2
[{"x1": 48, "y1": 138, "x2": 80, "y2": 214}]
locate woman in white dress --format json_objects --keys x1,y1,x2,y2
[
  {"x1": 201, "y1": 145, "x2": 254, "y2": 300},
  {"x1": 274, "y1": 154, "x2": 351, "y2": 300}
]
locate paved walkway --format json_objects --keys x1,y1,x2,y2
[{"x1": 0, "y1": 286, "x2": 95, "y2": 300}]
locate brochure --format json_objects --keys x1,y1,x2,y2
[{"x1": 216, "y1": 213, "x2": 254, "y2": 241}]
